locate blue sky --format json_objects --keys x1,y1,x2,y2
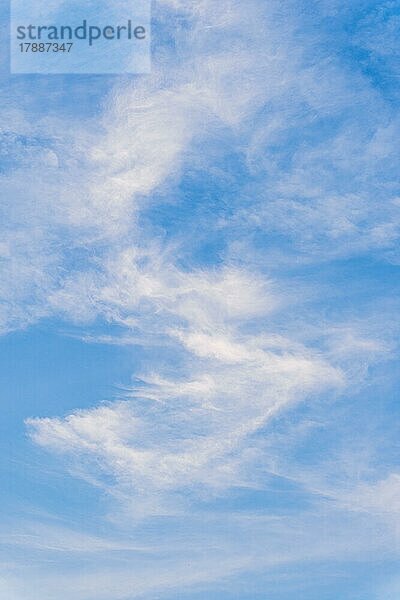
[{"x1": 1, "y1": 0, "x2": 400, "y2": 598}]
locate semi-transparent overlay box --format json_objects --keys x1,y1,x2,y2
[{"x1": 11, "y1": 0, "x2": 151, "y2": 74}]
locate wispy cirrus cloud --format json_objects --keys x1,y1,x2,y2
[
  {"x1": 28, "y1": 252, "x2": 343, "y2": 515},
  {"x1": 1, "y1": 0, "x2": 399, "y2": 598}
]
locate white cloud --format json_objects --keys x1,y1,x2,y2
[
  {"x1": 0, "y1": 507, "x2": 398, "y2": 600},
  {"x1": 1, "y1": 0, "x2": 399, "y2": 596},
  {"x1": 0, "y1": 521, "x2": 152, "y2": 554},
  {"x1": 28, "y1": 252, "x2": 343, "y2": 514}
]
